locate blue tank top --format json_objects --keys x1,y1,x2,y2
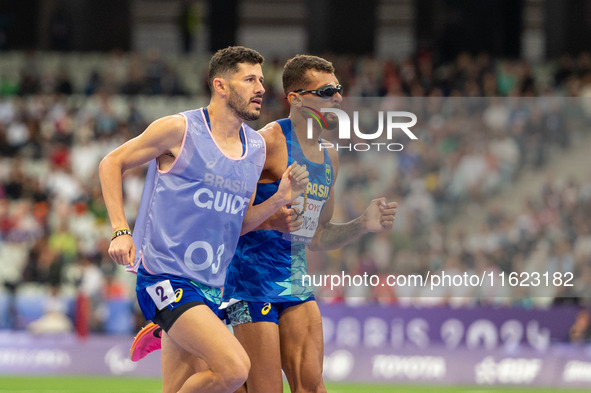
[
  {"x1": 132, "y1": 108, "x2": 266, "y2": 288},
  {"x1": 224, "y1": 118, "x2": 333, "y2": 302}
]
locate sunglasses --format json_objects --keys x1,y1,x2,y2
[{"x1": 293, "y1": 84, "x2": 343, "y2": 99}]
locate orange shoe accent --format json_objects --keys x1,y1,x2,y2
[{"x1": 129, "y1": 322, "x2": 162, "y2": 361}]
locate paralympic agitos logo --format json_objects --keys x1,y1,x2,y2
[{"x1": 304, "y1": 106, "x2": 418, "y2": 152}]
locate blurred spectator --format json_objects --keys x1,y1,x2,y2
[
  {"x1": 48, "y1": 1, "x2": 73, "y2": 51},
  {"x1": 73, "y1": 254, "x2": 106, "y2": 333},
  {"x1": 569, "y1": 309, "x2": 591, "y2": 343},
  {"x1": 27, "y1": 284, "x2": 73, "y2": 334},
  {"x1": 54, "y1": 67, "x2": 73, "y2": 95},
  {"x1": 178, "y1": 0, "x2": 201, "y2": 53}
]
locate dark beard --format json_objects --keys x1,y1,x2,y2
[{"x1": 228, "y1": 85, "x2": 260, "y2": 121}]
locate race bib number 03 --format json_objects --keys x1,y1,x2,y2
[{"x1": 146, "y1": 280, "x2": 175, "y2": 310}]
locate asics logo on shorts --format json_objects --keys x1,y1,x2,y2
[
  {"x1": 261, "y1": 303, "x2": 271, "y2": 315},
  {"x1": 175, "y1": 288, "x2": 183, "y2": 302}
]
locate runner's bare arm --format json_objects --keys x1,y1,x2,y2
[
  {"x1": 241, "y1": 121, "x2": 305, "y2": 234},
  {"x1": 99, "y1": 115, "x2": 186, "y2": 266},
  {"x1": 241, "y1": 162, "x2": 308, "y2": 235},
  {"x1": 309, "y1": 147, "x2": 397, "y2": 251}
]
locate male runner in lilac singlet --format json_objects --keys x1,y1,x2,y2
[{"x1": 99, "y1": 46, "x2": 308, "y2": 393}]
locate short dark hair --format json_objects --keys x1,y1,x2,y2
[
  {"x1": 208, "y1": 46, "x2": 264, "y2": 89},
  {"x1": 282, "y1": 55, "x2": 335, "y2": 95}
]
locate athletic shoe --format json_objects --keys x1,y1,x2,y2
[{"x1": 129, "y1": 322, "x2": 162, "y2": 361}]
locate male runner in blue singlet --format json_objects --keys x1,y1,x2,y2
[
  {"x1": 224, "y1": 55, "x2": 398, "y2": 393},
  {"x1": 99, "y1": 46, "x2": 308, "y2": 393}
]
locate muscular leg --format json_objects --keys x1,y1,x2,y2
[
  {"x1": 233, "y1": 321, "x2": 283, "y2": 393},
  {"x1": 160, "y1": 333, "x2": 208, "y2": 390},
  {"x1": 279, "y1": 301, "x2": 326, "y2": 393},
  {"x1": 161, "y1": 304, "x2": 250, "y2": 393}
]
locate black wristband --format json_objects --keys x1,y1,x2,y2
[{"x1": 111, "y1": 228, "x2": 132, "y2": 241}]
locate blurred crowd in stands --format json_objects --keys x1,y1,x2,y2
[{"x1": 1, "y1": 49, "x2": 591, "y2": 334}]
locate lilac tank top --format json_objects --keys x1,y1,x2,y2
[{"x1": 132, "y1": 108, "x2": 265, "y2": 287}]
